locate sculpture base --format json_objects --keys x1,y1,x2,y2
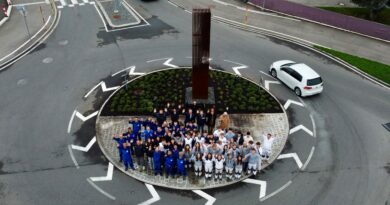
[{"x1": 185, "y1": 87, "x2": 215, "y2": 105}]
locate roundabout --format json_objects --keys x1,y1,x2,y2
[
  {"x1": 0, "y1": 0, "x2": 388, "y2": 204},
  {"x1": 95, "y1": 67, "x2": 289, "y2": 189}
]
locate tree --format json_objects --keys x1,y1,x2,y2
[{"x1": 351, "y1": 0, "x2": 389, "y2": 19}]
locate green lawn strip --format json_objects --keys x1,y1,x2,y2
[
  {"x1": 318, "y1": 7, "x2": 390, "y2": 26},
  {"x1": 314, "y1": 46, "x2": 390, "y2": 85}
]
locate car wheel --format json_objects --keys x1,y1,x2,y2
[
  {"x1": 271, "y1": 69, "x2": 277, "y2": 78},
  {"x1": 294, "y1": 87, "x2": 301, "y2": 96}
]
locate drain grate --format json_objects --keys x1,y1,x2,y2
[{"x1": 383, "y1": 122, "x2": 390, "y2": 132}]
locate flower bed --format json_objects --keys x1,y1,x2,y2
[{"x1": 101, "y1": 68, "x2": 282, "y2": 116}]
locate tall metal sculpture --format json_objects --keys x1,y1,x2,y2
[{"x1": 192, "y1": 8, "x2": 211, "y2": 99}]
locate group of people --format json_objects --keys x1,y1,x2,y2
[{"x1": 112, "y1": 105, "x2": 275, "y2": 181}]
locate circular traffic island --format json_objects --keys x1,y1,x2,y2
[{"x1": 96, "y1": 67, "x2": 289, "y2": 190}]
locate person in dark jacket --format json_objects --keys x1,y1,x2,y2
[
  {"x1": 183, "y1": 108, "x2": 196, "y2": 125},
  {"x1": 134, "y1": 140, "x2": 146, "y2": 171},
  {"x1": 170, "y1": 108, "x2": 180, "y2": 123},
  {"x1": 154, "y1": 108, "x2": 168, "y2": 126},
  {"x1": 206, "y1": 108, "x2": 217, "y2": 133},
  {"x1": 164, "y1": 151, "x2": 175, "y2": 178},
  {"x1": 196, "y1": 110, "x2": 207, "y2": 133}
]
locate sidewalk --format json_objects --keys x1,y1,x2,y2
[
  {"x1": 169, "y1": 0, "x2": 390, "y2": 65},
  {"x1": 0, "y1": 2, "x2": 54, "y2": 66}
]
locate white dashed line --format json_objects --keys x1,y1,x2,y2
[
  {"x1": 260, "y1": 180, "x2": 292, "y2": 202},
  {"x1": 309, "y1": 113, "x2": 317, "y2": 138},
  {"x1": 301, "y1": 146, "x2": 315, "y2": 170},
  {"x1": 147, "y1": 57, "x2": 178, "y2": 68},
  {"x1": 87, "y1": 178, "x2": 116, "y2": 200},
  {"x1": 67, "y1": 145, "x2": 79, "y2": 169}
]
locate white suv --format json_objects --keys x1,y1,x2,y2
[{"x1": 269, "y1": 60, "x2": 323, "y2": 97}]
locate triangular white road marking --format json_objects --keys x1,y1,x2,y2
[
  {"x1": 243, "y1": 178, "x2": 267, "y2": 199},
  {"x1": 71, "y1": 136, "x2": 96, "y2": 152},
  {"x1": 277, "y1": 153, "x2": 303, "y2": 169},
  {"x1": 90, "y1": 163, "x2": 114, "y2": 182}
]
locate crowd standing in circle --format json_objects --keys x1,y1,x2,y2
[{"x1": 112, "y1": 104, "x2": 275, "y2": 181}]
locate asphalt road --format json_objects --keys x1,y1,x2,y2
[{"x1": 0, "y1": 0, "x2": 389, "y2": 205}]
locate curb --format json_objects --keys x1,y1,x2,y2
[
  {"x1": 0, "y1": 0, "x2": 59, "y2": 72},
  {"x1": 0, "y1": 5, "x2": 12, "y2": 27},
  {"x1": 247, "y1": 2, "x2": 390, "y2": 44},
  {"x1": 95, "y1": 67, "x2": 290, "y2": 190}
]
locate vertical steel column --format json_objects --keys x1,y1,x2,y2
[{"x1": 192, "y1": 8, "x2": 211, "y2": 100}]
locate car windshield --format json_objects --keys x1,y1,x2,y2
[
  {"x1": 307, "y1": 77, "x2": 322, "y2": 86},
  {"x1": 282, "y1": 63, "x2": 296, "y2": 67}
]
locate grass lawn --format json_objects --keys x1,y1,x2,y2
[
  {"x1": 314, "y1": 46, "x2": 390, "y2": 85},
  {"x1": 319, "y1": 7, "x2": 390, "y2": 26}
]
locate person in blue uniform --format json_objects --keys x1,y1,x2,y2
[
  {"x1": 113, "y1": 134, "x2": 127, "y2": 162},
  {"x1": 142, "y1": 126, "x2": 155, "y2": 141},
  {"x1": 122, "y1": 143, "x2": 135, "y2": 171},
  {"x1": 153, "y1": 147, "x2": 163, "y2": 176},
  {"x1": 164, "y1": 150, "x2": 175, "y2": 178},
  {"x1": 129, "y1": 117, "x2": 143, "y2": 137},
  {"x1": 176, "y1": 152, "x2": 186, "y2": 180}
]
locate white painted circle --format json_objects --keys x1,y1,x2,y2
[
  {"x1": 58, "y1": 40, "x2": 69, "y2": 46},
  {"x1": 42, "y1": 57, "x2": 53, "y2": 64}
]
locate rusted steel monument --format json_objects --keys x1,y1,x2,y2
[{"x1": 192, "y1": 8, "x2": 211, "y2": 100}]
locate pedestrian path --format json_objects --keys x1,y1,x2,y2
[{"x1": 57, "y1": 0, "x2": 95, "y2": 9}]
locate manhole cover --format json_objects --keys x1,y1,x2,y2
[
  {"x1": 383, "y1": 122, "x2": 390, "y2": 132},
  {"x1": 42, "y1": 57, "x2": 53, "y2": 64},
  {"x1": 58, "y1": 40, "x2": 69, "y2": 46}
]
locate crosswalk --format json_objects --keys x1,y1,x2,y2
[{"x1": 57, "y1": 0, "x2": 95, "y2": 9}]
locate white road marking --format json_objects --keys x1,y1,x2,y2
[
  {"x1": 284, "y1": 99, "x2": 304, "y2": 110},
  {"x1": 289, "y1": 125, "x2": 314, "y2": 136},
  {"x1": 68, "y1": 4, "x2": 74, "y2": 7},
  {"x1": 147, "y1": 57, "x2": 178, "y2": 68},
  {"x1": 59, "y1": 0, "x2": 67, "y2": 7},
  {"x1": 71, "y1": 136, "x2": 96, "y2": 152},
  {"x1": 94, "y1": 4, "x2": 109, "y2": 32},
  {"x1": 90, "y1": 163, "x2": 114, "y2": 182},
  {"x1": 264, "y1": 80, "x2": 280, "y2": 90},
  {"x1": 89, "y1": 1, "x2": 95, "y2": 4},
  {"x1": 129, "y1": 66, "x2": 145, "y2": 76},
  {"x1": 260, "y1": 180, "x2": 292, "y2": 202},
  {"x1": 139, "y1": 184, "x2": 161, "y2": 205},
  {"x1": 184, "y1": 9, "x2": 192, "y2": 14},
  {"x1": 13, "y1": 1, "x2": 46, "y2": 6},
  {"x1": 212, "y1": 15, "x2": 317, "y2": 46},
  {"x1": 0, "y1": 16, "x2": 51, "y2": 63},
  {"x1": 83, "y1": 0, "x2": 88, "y2": 3},
  {"x1": 301, "y1": 146, "x2": 315, "y2": 170},
  {"x1": 67, "y1": 110, "x2": 77, "y2": 134},
  {"x1": 87, "y1": 178, "x2": 116, "y2": 200},
  {"x1": 277, "y1": 153, "x2": 303, "y2": 169},
  {"x1": 70, "y1": 0, "x2": 78, "y2": 5},
  {"x1": 167, "y1": 0, "x2": 178, "y2": 7},
  {"x1": 75, "y1": 111, "x2": 99, "y2": 121},
  {"x1": 84, "y1": 81, "x2": 120, "y2": 98},
  {"x1": 243, "y1": 178, "x2": 267, "y2": 199},
  {"x1": 68, "y1": 110, "x2": 99, "y2": 133},
  {"x1": 213, "y1": 0, "x2": 300, "y2": 22},
  {"x1": 122, "y1": 0, "x2": 150, "y2": 26},
  {"x1": 223, "y1": 60, "x2": 248, "y2": 76},
  {"x1": 67, "y1": 145, "x2": 80, "y2": 169},
  {"x1": 111, "y1": 66, "x2": 132, "y2": 77},
  {"x1": 259, "y1": 70, "x2": 273, "y2": 78},
  {"x1": 193, "y1": 190, "x2": 216, "y2": 205},
  {"x1": 309, "y1": 113, "x2": 317, "y2": 138}
]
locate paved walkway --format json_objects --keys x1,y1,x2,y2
[
  {"x1": 0, "y1": 1, "x2": 53, "y2": 65},
  {"x1": 169, "y1": 0, "x2": 390, "y2": 65},
  {"x1": 96, "y1": 113, "x2": 289, "y2": 189}
]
